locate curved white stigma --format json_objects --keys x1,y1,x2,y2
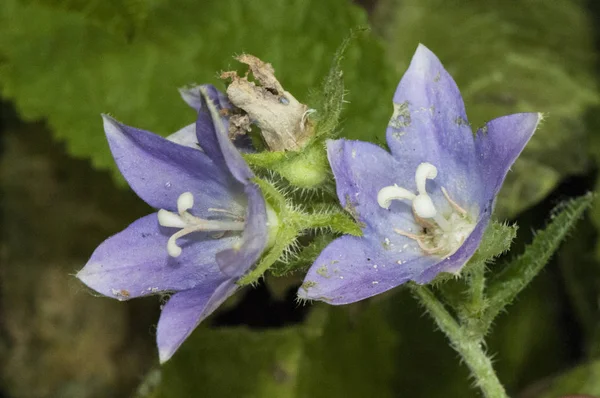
[
  {"x1": 377, "y1": 185, "x2": 415, "y2": 209},
  {"x1": 158, "y1": 192, "x2": 245, "y2": 257},
  {"x1": 378, "y1": 162, "x2": 450, "y2": 231}
]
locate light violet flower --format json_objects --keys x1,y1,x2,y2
[
  {"x1": 298, "y1": 45, "x2": 541, "y2": 305},
  {"x1": 77, "y1": 85, "x2": 275, "y2": 362}
]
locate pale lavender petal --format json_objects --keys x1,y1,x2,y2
[
  {"x1": 156, "y1": 279, "x2": 238, "y2": 363},
  {"x1": 385, "y1": 44, "x2": 480, "y2": 205},
  {"x1": 217, "y1": 183, "x2": 268, "y2": 277},
  {"x1": 180, "y1": 84, "x2": 231, "y2": 112},
  {"x1": 195, "y1": 86, "x2": 255, "y2": 184},
  {"x1": 298, "y1": 236, "x2": 438, "y2": 305},
  {"x1": 166, "y1": 123, "x2": 199, "y2": 149},
  {"x1": 77, "y1": 213, "x2": 236, "y2": 299},
  {"x1": 181, "y1": 84, "x2": 234, "y2": 171},
  {"x1": 103, "y1": 115, "x2": 241, "y2": 213},
  {"x1": 474, "y1": 113, "x2": 541, "y2": 207}
]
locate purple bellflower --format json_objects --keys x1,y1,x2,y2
[
  {"x1": 77, "y1": 85, "x2": 274, "y2": 363},
  {"x1": 298, "y1": 45, "x2": 541, "y2": 305}
]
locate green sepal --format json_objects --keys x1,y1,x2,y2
[
  {"x1": 238, "y1": 178, "x2": 362, "y2": 285},
  {"x1": 271, "y1": 233, "x2": 335, "y2": 277},
  {"x1": 310, "y1": 28, "x2": 368, "y2": 140},
  {"x1": 468, "y1": 221, "x2": 518, "y2": 266},
  {"x1": 534, "y1": 359, "x2": 600, "y2": 398},
  {"x1": 484, "y1": 192, "x2": 594, "y2": 327},
  {"x1": 436, "y1": 221, "x2": 517, "y2": 332},
  {"x1": 244, "y1": 141, "x2": 330, "y2": 190},
  {"x1": 243, "y1": 151, "x2": 286, "y2": 169}
]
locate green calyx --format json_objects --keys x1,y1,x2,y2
[
  {"x1": 240, "y1": 29, "x2": 363, "y2": 191},
  {"x1": 238, "y1": 177, "x2": 362, "y2": 286},
  {"x1": 243, "y1": 141, "x2": 330, "y2": 190}
]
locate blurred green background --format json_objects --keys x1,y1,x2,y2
[{"x1": 1, "y1": 0, "x2": 600, "y2": 397}]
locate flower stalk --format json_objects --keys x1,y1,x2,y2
[{"x1": 410, "y1": 284, "x2": 508, "y2": 398}]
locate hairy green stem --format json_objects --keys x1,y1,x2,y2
[{"x1": 411, "y1": 284, "x2": 508, "y2": 398}]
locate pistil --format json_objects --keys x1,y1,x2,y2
[
  {"x1": 377, "y1": 162, "x2": 475, "y2": 257},
  {"x1": 158, "y1": 192, "x2": 245, "y2": 257}
]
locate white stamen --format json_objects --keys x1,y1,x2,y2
[
  {"x1": 377, "y1": 185, "x2": 416, "y2": 209},
  {"x1": 177, "y1": 192, "x2": 194, "y2": 214},
  {"x1": 415, "y1": 162, "x2": 437, "y2": 195},
  {"x1": 157, "y1": 209, "x2": 187, "y2": 228},
  {"x1": 377, "y1": 162, "x2": 475, "y2": 258},
  {"x1": 158, "y1": 192, "x2": 245, "y2": 257}
]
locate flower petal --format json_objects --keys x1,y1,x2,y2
[
  {"x1": 181, "y1": 84, "x2": 254, "y2": 153},
  {"x1": 326, "y1": 139, "x2": 419, "y2": 246},
  {"x1": 156, "y1": 279, "x2": 238, "y2": 363},
  {"x1": 77, "y1": 213, "x2": 236, "y2": 299},
  {"x1": 195, "y1": 86, "x2": 255, "y2": 184},
  {"x1": 166, "y1": 123, "x2": 199, "y2": 149},
  {"x1": 180, "y1": 84, "x2": 231, "y2": 112},
  {"x1": 103, "y1": 115, "x2": 240, "y2": 213},
  {"x1": 474, "y1": 113, "x2": 541, "y2": 207},
  {"x1": 298, "y1": 236, "x2": 438, "y2": 305},
  {"x1": 385, "y1": 44, "x2": 479, "y2": 204},
  {"x1": 217, "y1": 182, "x2": 269, "y2": 276}
]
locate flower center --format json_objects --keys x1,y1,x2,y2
[
  {"x1": 377, "y1": 162, "x2": 476, "y2": 257},
  {"x1": 157, "y1": 192, "x2": 245, "y2": 257}
]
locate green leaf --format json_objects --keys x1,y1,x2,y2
[
  {"x1": 484, "y1": 193, "x2": 594, "y2": 326},
  {"x1": 373, "y1": 0, "x2": 598, "y2": 217},
  {"x1": 144, "y1": 305, "x2": 397, "y2": 398},
  {"x1": 151, "y1": 327, "x2": 303, "y2": 398},
  {"x1": 0, "y1": 0, "x2": 393, "y2": 182},
  {"x1": 534, "y1": 360, "x2": 600, "y2": 398},
  {"x1": 558, "y1": 215, "x2": 600, "y2": 357}
]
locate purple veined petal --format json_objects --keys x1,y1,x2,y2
[
  {"x1": 298, "y1": 235, "x2": 438, "y2": 305},
  {"x1": 474, "y1": 113, "x2": 541, "y2": 208},
  {"x1": 77, "y1": 213, "x2": 236, "y2": 300},
  {"x1": 217, "y1": 182, "x2": 269, "y2": 277},
  {"x1": 413, "y1": 211, "x2": 492, "y2": 284},
  {"x1": 156, "y1": 279, "x2": 238, "y2": 363},
  {"x1": 103, "y1": 115, "x2": 243, "y2": 215},
  {"x1": 326, "y1": 139, "x2": 420, "y2": 248},
  {"x1": 167, "y1": 123, "x2": 200, "y2": 150},
  {"x1": 385, "y1": 44, "x2": 480, "y2": 206},
  {"x1": 197, "y1": 86, "x2": 255, "y2": 184}
]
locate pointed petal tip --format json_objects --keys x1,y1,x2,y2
[
  {"x1": 158, "y1": 347, "x2": 175, "y2": 364},
  {"x1": 101, "y1": 114, "x2": 125, "y2": 140},
  {"x1": 410, "y1": 43, "x2": 442, "y2": 71}
]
